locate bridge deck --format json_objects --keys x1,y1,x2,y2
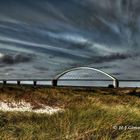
[{"x1": 0, "y1": 79, "x2": 139, "y2": 88}]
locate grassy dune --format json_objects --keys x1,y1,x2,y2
[{"x1": 0, "y1": 86, "x2": 140, "y2": 140}]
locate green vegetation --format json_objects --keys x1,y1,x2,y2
[{"x1": 0, "y1": 86, "x2": 140, "y2": 140}]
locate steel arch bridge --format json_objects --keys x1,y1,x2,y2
[{"x1": 52, "y1": 67, "x2": 119, "y2": 88}]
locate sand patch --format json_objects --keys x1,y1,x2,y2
[{"x1": 0, "y1": 100, "x2": 63, "y2": 114}]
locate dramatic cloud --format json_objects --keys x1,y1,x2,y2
[
  {"x1": 0, "y1": 0, "x2": 140, "y2": 80},
  {"x1": 0, "y1": 53, "x2": 35, "y2": 65},
  {"x1": 91, "y1": 53, "x2": 138, "y2": 64}
]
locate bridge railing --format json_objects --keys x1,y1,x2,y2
[
  {"x1": 0, "y1": 79, "x2": 52, "y2": 86},
  {"x1": 0, "y1": 79, "x2": 117, "y2": 87}
]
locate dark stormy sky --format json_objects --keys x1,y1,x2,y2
[{"x1": 0, "y1": 0, "x2": 140, "y2": 79}]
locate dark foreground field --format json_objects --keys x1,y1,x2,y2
[{"x1": 0, "y1": 86, "x2": 140, "y2": 140}]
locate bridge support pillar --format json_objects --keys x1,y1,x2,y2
[
  {"x1": 52, "y1": 79, "x2": 57, "y2": 87},
  {"x1": 17, "y1": 81, "x2": 20, "y2": 85},
  {"x1": 34, "y1": 81, "x2": 37, "y2": 86},
  {"x1": 3, "y1": 80, "x2": 6, "y2": 85},
  {"x1": 113, "y1": 79, "x2": 119, "y2": 88}
]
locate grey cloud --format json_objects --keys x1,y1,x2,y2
[
  {"x1": 111, "y1": 72, "x2": 122, "y2": 76},
  {"x1": 91, "y1": 53, "x2": 138, "y2": 64},
  {"x1": 0, "y1": 53, "x2": 35, "y2": 65},
  {"x1": 96, "y1": 65, "x2": 119, "y2": 69},
  {"x1": 33, "y1": 66, "x2": 49, "y2": 71}
]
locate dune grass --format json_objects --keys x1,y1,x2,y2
[{"x1": 0, "y1": 86, "x2": 140, "y2": 139}]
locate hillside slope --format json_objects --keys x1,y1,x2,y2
[{"x1": 0, "y1": 86, "x2": 140, "y2": 139}]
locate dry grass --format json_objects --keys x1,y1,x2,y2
[{"x1": 0, "y1": 85, "x2": 140, "y2": 139}]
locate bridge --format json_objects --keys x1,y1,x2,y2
[
  {"x1": 52, "y1": 67, "x2": 119, "y2": 88},
  {"x1": 0, "y1": 67, "x2": 120, "y2": 88}
]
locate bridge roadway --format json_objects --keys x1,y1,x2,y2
[{"x1": 0, "y1": 79, "x2": 140, "y2": 88}]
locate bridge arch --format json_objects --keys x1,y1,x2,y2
[{"x1": 52, "y1": 67, "x2": 119, "y2": 88}]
